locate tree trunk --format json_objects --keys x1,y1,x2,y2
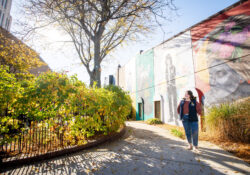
[
  {"x1": 90, "y1": 39, "x2": 102, "y2": 87},
  {"x1": 89, "y1": 68, "x2": 101, "y2": 87}
]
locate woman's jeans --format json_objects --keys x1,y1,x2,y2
[{"x1": 182, "y1": 114, "x2": 198, "y2": 146}]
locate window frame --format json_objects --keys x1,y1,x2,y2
[
  {"x1": 0, "y1": 13, "x2": 4, "y2": 27},
  {"x1": 4, "y1": 0, "x2": 7, "y2": 9}
]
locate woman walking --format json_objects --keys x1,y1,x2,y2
[{"x1": 177, "y1": 90, "x2": 202, "y2": 151}]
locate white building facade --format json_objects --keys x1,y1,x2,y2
[
  {"x1": 116, "y1": 0, "x2": 250, "y2": 127},
  {"x1": 0, "y1": 0, "x2": 12, "y2": 31}
]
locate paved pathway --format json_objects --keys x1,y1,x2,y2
[{"x1": 3, "y1": 122, "x2": 250, "y2": 175}]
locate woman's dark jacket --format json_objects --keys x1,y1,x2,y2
[{"x1": 179, "y1": 99, "x2": 199, "y2": 121}]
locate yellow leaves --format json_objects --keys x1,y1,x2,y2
[
  {"x1": 118, "y1": 106, "x2": 122, "y2": 111},
  {"x1": 137, "y1": 24, "x2": 143, "y2": 29},
  {"x1": 120, "y1": 18, "x2": 125, "y2": 23},
  {"x1": 1, "y1": 69, "x2": 131, "y2": 147},
  {"x1": 105, "y1": 49, "x2": 110, "y2": 55},
  {"x1": 117, "y1": 17, "x2": 127, "y2": 28},
  {"x1": 0, "y1": 28, "x2": 43, "y2": 74},
  {"x1": 98, "y1": 108, "x2": 104, "y2": 112}
]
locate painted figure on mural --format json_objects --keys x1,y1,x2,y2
[
  {"x1": 195, "y1": 15, "x2": 250, "y2": 105},
  {"x1": 206, "y1": 59, "x2": 249, "y2": 104},
  {"x1": 165, "y1": 54, "x2": 178, "y2": 123}
]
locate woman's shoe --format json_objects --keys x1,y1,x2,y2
[{"x1": 193, "y1": 146, "x2": 200, "y2": 153}]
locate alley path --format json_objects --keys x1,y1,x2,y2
[{"x1": 3, "y1": 121, "x2": 250, "y2": 175}]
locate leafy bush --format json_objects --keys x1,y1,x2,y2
[
  {"x1": 171, "y1": 128, "x2": 184, "y2": 139},
  {"x1": 105, "y1": 85, "x2": 132, "y2": 121},
  {"x1": 0, "y1": 66, "x2": 22, "y2": 117},
  {"x1": 146, "y1": 118, "x2": 163, "y2": 125},
  {"x1": 205, "y1": 98, "x2": 250, "y2": 143},
  {"x1": 0, "y1": 68, "x2": 132, "y2": 146}
]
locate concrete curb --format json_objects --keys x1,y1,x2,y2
[{"x1": 0, "y1": 126, "x2": 126, "y2": 172}]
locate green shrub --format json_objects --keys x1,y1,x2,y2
[
  {"x1": 0, "y1": 70, "x2": 132, "y2": 145},
  {"x1": 105, "y1": 85, "x2": 132, "y2": 121},
  {"x1": 0, "y1": 66, "x2": 22, "y2": 117},
  {"x1": 205, "y1": 98, "x2": 250, "y2": 143},
  {"x1": 171, "y1": 128, "x2": 184, "y2": 139},
  {"x1": 146, "y1": 118, "x2": 163, "y2": 125},
  {"x1": 13, "y1": 72, "x2": 80, "y2": 121}
]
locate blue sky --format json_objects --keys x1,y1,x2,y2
[{"x1": 11, "y1": 0, "x2": 239, "y2": 85}]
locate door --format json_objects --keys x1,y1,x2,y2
[
  {"x1": 138, "y1": 103, "x2": 143, "y2": 120},
  {"x1": 154, "y1": 101, "x2": 161, "y2": 120}
]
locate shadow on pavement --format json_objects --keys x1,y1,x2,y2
[{"x1": 3, "y1": 125, "x2": 249, "y2": 175}]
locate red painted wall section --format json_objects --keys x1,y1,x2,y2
[
  {"x1": 191, "y1": 0, "x2": 250, "y2": 105},
  {"x1": 191, "y1": 1, "x2": 250, "y2": 45}
]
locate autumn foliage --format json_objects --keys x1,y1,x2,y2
[
  {"x1": 0, "y1": 66, "x2": 132, "y2": 146},
  {"x1": 205, "y1": 98, "x2": 250, "y2": 143},
  {"x1": 0, "y1": 28, "x2": 44, "y2": 74}
]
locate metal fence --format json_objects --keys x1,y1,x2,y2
[{"x1": 0, "y1": 120, "x2": 68, "y2": 162}]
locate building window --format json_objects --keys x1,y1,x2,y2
[
  {"x1": 1, "y1": 0, "x2": 4, "y2": 7},
  {"x1": 0, "y1": 13, "x2": 4, "y2": 27},
  {"x1": 4, "y1": 0, "x2": 7, "y2": 9}
]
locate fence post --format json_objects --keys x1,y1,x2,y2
[{"x1": 18, "y1": 135, "x2": 21, "y2": 153}]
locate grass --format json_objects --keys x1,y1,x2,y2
[
  {"x1": 149, "y1": 122, "x2": 250, "y2": 164},
  {"x1": 203, "y1": 97, "x2": 250, "y2": 163},
  {"x1": 146, "y1": 118, "x2": 163, "y2": 125},
  {"x1": 205, "y1": 98, "x2": 250, "y2": 143},
  {"x1": 144, "y1": 97, "x2": 250, "y2": 164},
  {"x1": 171, "y1": 128, "x2": 184, "y2": 139}
]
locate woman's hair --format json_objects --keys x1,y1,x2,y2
[{"x1": 187, "y1": 90, "x2": 196, "y2": 100}]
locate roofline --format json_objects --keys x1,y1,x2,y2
[
  {"x1": 0, "y1": 26, "x2": 37, "y2": 53},
  {"x1": 155, "y1": 0, "x2": 248, "y2": 48},
  {"x1": 0, "y1": 26, "x2": 51, "y2": 70},
  {"x1": 119, "y1": 0, "x2": 248, "y2": 70}
]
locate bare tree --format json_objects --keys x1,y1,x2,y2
[{"x1": 24, "y1": 0, "x2": 176, "y2": 87}]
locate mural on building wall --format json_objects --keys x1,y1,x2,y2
[
  {"x1": 136, "y1": 49, "x2": 154, "y2": 120},
  {"x1": 117, "y1": 0, "x2": 250, "y2": 126},
  {"x1": 165, "y1": 54, "x2": 177, "y2": 122},
  {"x1": 154, "y1": 44, "x2": 167, "y2": 123},
  {"x1": 191, "y1": 1, "x2": 250, "y2": 105},
  {"x1": 154, "y1": 31, "x2": 195, "y2": 126}
]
